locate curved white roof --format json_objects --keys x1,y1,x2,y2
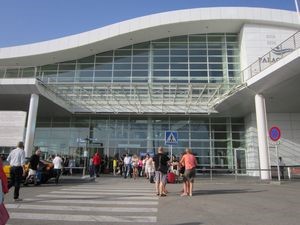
[{"x1": 0, "y1": 7, "x2": 299, "y2": 66}]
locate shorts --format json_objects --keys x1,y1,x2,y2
[
  {"x1": 183, "y1": 168, "x2": 196, "y2": 182},
  {"x1": 145, "y1": 166, "x2": 154, "y2": 174},
  {"x1": 155, "y1": 171, "x2": 167, "y2": 185}
]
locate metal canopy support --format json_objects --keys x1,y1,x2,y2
[{"x1": 41, "y1": 82, "x2": 229, "y2": 114}]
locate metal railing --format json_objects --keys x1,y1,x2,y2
[
  {"x1": 194, "y1": 167, "x2": 300, "y2": 182},
  {"x1": 210, "y1": 31, "x2": 300, "y2": 107},
  {"x1": 241, "y1": 31, "x2": 300, "y2": 82}
]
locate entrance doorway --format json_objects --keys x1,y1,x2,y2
[{"x1": 234, "y1": 148, "x2": 246, "y2": 174}]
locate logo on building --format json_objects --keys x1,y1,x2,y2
[{"x1": 260, "y1": 46, "x2": 294, "y2": 63}]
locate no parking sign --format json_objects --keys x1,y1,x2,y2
[
  {"x1": 269, "y1": 126, "x2": 282, "y2": 182},
  {"x1": 269, "y1": 126, "x2": 281, "y2": 142}
]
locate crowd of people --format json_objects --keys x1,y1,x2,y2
[
  {"x1": 95, "y1": 146, "x2": 198, "y2": 197},
  {"x1": 0, "y1": 141, "x2": 198, "y2": 211}
]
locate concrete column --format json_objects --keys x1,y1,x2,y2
[
  {"x1": 255, "y1": 94, "x2": 270, "y2": 180},
  {"x1": 147, "y1": 117, "x2": 153, "y2": 151},
  {"x1": 24, "y1": 94, "x2": 39, "y2": 157}
]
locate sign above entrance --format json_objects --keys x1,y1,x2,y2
[
  {"x1": 165, "y1": 131, "x2": 178, "y2": 145},
  {"x1": 269, "y1": 126, "x2": 281, "y2": 142},
  {"x1": 117, "y1": 144, "x2": 141, "y2": 148}
]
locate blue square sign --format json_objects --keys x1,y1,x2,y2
[{"x1": 165, "y1": 131, "x2": 178, "y2": 145}]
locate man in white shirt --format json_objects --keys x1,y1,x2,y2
[
  {"x1": 7, "y1": 141, "x2": 26, "y2": 201},
  {"x1": 52, "y1": 154, "x2": 63, "y2": 184},
  {"x1": 123, "y1": 153, "x2": 132, "y2": 179}
]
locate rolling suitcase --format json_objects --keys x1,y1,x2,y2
[{"x1": 167, "y1": 172, "x2": 175, "y2": 183}]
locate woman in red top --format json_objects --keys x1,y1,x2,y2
[
  {"x1": 92, "y1": 152, "x2": 102, "y2": 177},
  {"x1": 179, "y1": 148, "x2": 197, "y2": 197},
  {"x1": 0, "y1": 157, "x2": 9, "y2": 198}
]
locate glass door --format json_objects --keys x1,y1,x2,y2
[{"x1": 234, "y1": 148, "x2": 246, "y2": 174}]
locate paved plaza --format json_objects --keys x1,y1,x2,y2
[{"x1": 3, "y1": 176, "x2": 300, "y2": 225}]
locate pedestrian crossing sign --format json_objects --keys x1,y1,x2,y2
[{"x1": 165, "y1": 131, "x2": 178, "y2": 145}]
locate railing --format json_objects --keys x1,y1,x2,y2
[
  {"x1": 194, "y1": 167, "x2": 300, "y2": 182},
  {"x1": 0, "y1": 67, "x2": 242, "y2": 85},
  {"x1": 210, "y1": 31, "x2": 300, "y2": 107},
  {"x1": 241, "y1": 31, "x2": 300, "y2": 82},
  {"x1": 0, "y1": 66, "x2": 37, "y2": 79}
]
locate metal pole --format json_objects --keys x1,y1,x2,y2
[
  {"x1": 234, "y1": 149, "x2": 238, "y2": 181},
  {"x1": 295, "y1": 0, "x2": 300, "y2": 14},
  {"x1": 295, "y1": 0, "x2": 300, "y2": 24},
  {"x1": 83, "y1": 141, "x2": 87, "y2": 176},
  {"x1": 275, "y1": 143, "x2": 281, "y2": 182}
]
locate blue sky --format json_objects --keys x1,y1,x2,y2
[{"x1": 0, "y1": 0, "x2": 298, "y2": 47}]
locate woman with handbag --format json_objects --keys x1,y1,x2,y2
[{"x1": 0, "y1": 157, "x2": 10, "y2": 225}]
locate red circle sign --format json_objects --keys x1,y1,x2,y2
[{"x1": 269, "y1": 126, "x2": 281, "y2": 141}]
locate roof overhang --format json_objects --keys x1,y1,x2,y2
[
  {"x1": 44, "y1": 82, "x2": 235, "y2": 115},
  {"x1": 0, "y1": 78, "x2": 73, "y2": 113},
  {"x1": 0, "y1": 78, "x2": 236, "y2": 115},
  {"x1": 0, "y1": 7, "x2": 299, "y2": 67}
]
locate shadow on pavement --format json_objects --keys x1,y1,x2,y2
[
  {"x1": 192, "y1": 189, "x2": 265, "y2": 196},
  {"x1": 173, "y1": 223, "x2": 203, "y2": 225}
]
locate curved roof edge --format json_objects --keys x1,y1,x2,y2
[{"x1": 0, "y1": 7, "x2": 299, "y2": 66}]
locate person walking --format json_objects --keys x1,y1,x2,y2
[
  {"x1": 144, "y1": 154, "x2": 153, "y2": 179},
  {"x1": 68, "y1": 157, "x2": 75, "y2": 176},
  {"x1": 0, "y1": 157, "x2": 9, "y2": 201},
  {"x1": 153, "y1": 147, "x2": 169, "y2": 197},
  {"x1": 278, "y1": 157, "x2": 285, "y2": 179},
  {"x1": 52, "y1": 154, "x2": 63, "y2": 184},
  {"x1": 138, "y1": 156, "x2": 143, "y2": 177},
  {"x1": 92, "y1": 152, "x2": 102, "y2": 177},
  {"x1": 89, "y1": 157, "x2": 95, "y2": 178},
  {"x1": 123, "y1": 153, "x2": 132, "y2": 179},
  {"x1": 24, "y1": 148, "x2": 41, "y2": 185},
  {"x1": 131, "y1": 154, "x2": 139, "y2": 179},
  {"x1": 7, "y1": 141, "x2": 25, "y2": 201},
  {"x1": 113, "y1": 157, "x2": 118, "y2": 176},
  {"x1": 180, "y1": 148, "x2": 197, "y2": 197},
  {"x1": 118, "y1": 156, "x2": 124, "y2": 176},
  {"x1": 0, "y1": 157, "x2": 9, "y2": 224}
]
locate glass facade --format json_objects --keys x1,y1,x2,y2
[
  {"x1": 1, "y1": 33, "x2": 240, "y2": 84},
  {"x1": 1, "y1": 33, "x2": 244, "y2": 173},
  {"x1": 34, "y1": 116, "x2": 245, "y2": 173}
]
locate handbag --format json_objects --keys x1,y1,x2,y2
[{"x1": 0, "y1": 203, "x2": 9, "y2": 225}]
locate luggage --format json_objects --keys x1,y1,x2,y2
[
  {"x1": 89, "y1": 166, "x2": 95, "y2": 177},
  {"x1": 149, "y1": 174, "x2": 155, "y2": 183},
  {"x1": 167, "y1": 172, "x2": 176, "y2": 183}
]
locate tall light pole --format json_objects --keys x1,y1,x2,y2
[
  {"x1": 295, "y1": 0, "x2": 300, "y2": 14},
  {"x1": 295, "y1": 0, "x2": 300, "y2": 27}
]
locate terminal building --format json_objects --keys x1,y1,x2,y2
[{"x1": 0, "y1": 7, "x2": 300, "y2": 179}]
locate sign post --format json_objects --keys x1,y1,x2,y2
[
  {"x1": 269, "y1": 126, "x2": 281, "y2": 181},
  {"x1": 77, "y1": 137, "x2": 97, "y2": 177},
  {"x1": 165, "y1": 131, "x2": 178, "y2": 159}
]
